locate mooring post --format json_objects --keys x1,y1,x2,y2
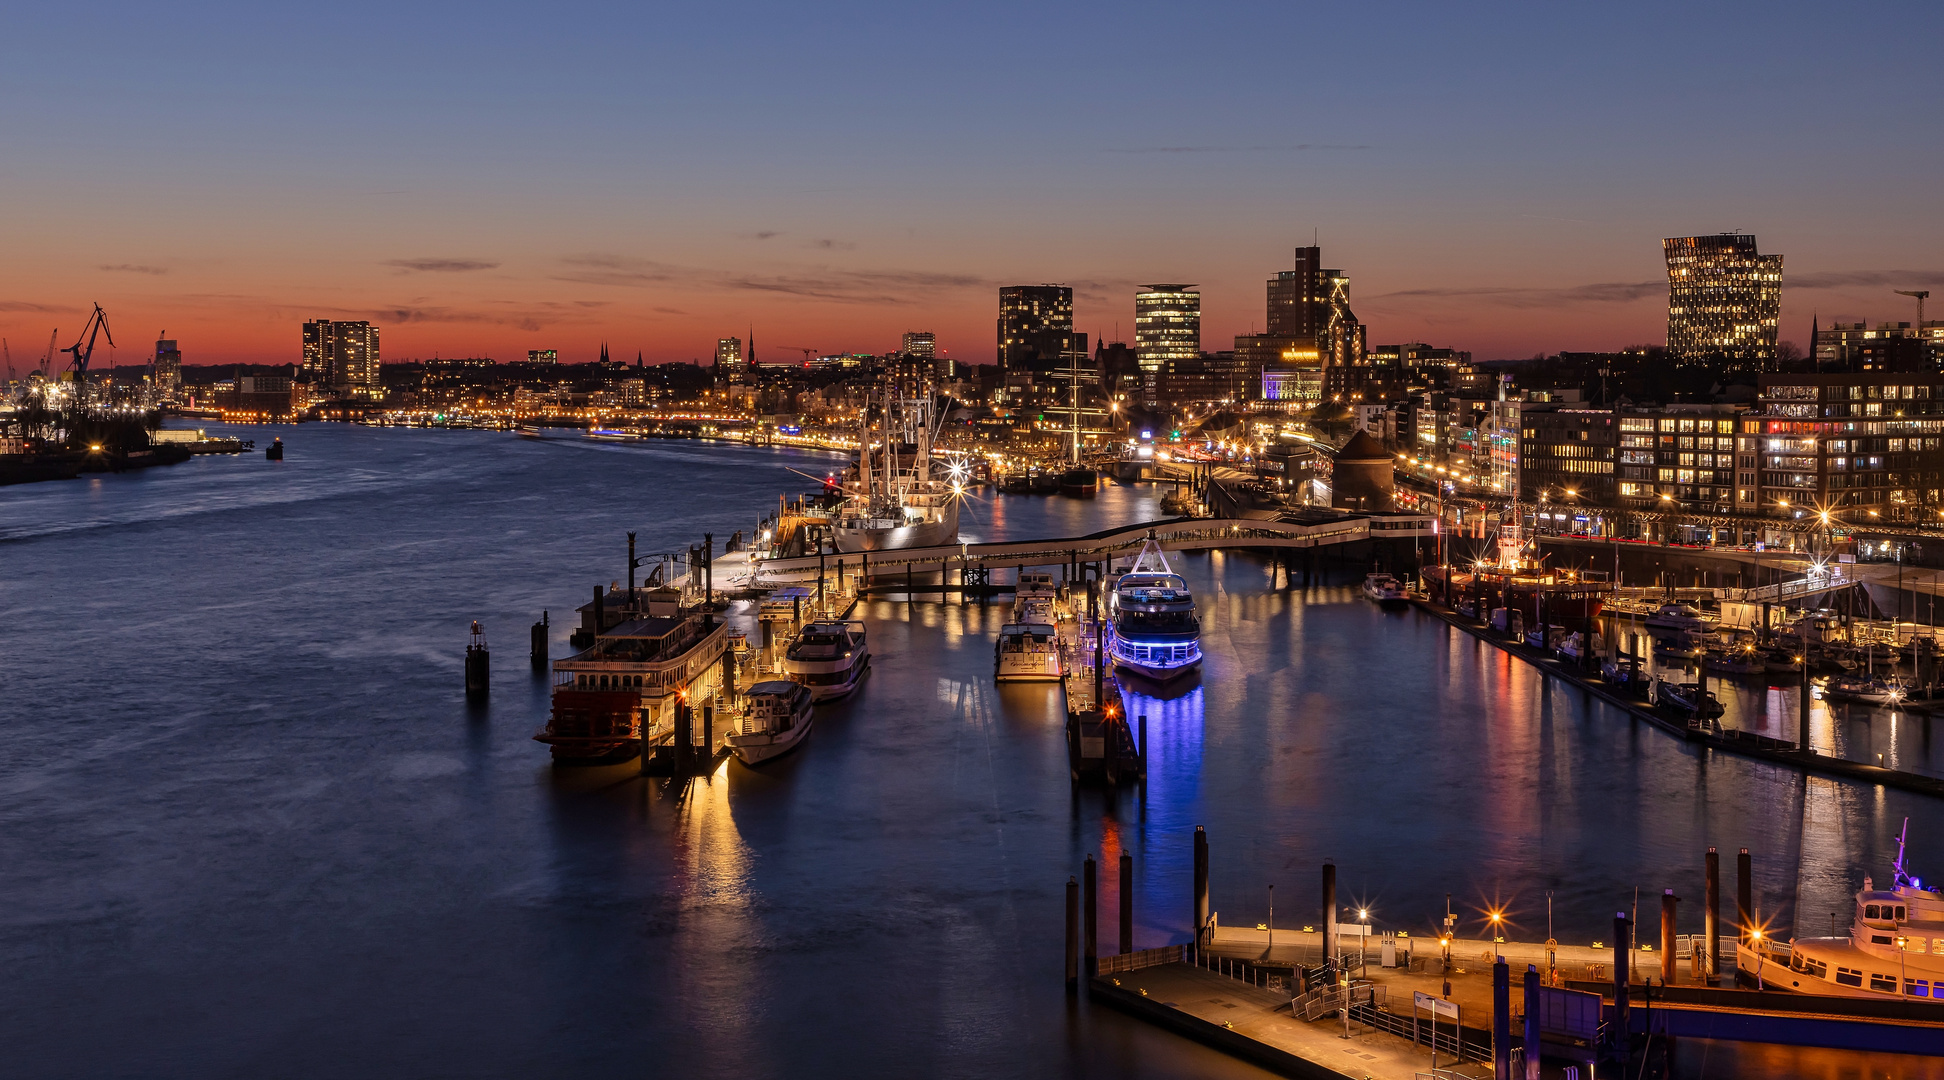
[
  {"x1": 1119, "y1": 852, "x2": 1134, "y2": 955},
  {"x1": 1083, "y1": 855, "x2": 1098, "y2": 978},
  {"x1": 1660, "y1": 889, "x2": 1678, "y2": 984},
  {"x1": 1798, "y1": 659, "x2": 1811, "y2": 754},
  {"x1": 627, "y1": 532, "x2": 637, "y2": 608},
  {"x1": 675, "y1": 701, "x2": 692, "y2": 774},
  {"x1": 1705, "y1": 847, "x2": 1721, "y2": 981},
  {"x1": 1522, "y1": 963, "x2": 1541, "y2": 1080},
  {"x1": 1613, "y1": 912, "x2": 1632, "y2": 1068},
  {"x1": 1322, "y1": 860, "x2": 1337, "y2": 963},
  {"x1": 1736, "y1": 848, "x2": 1753, "y2": 948},
  {"x1": 1065, "y1": 876, "x2": 1080, "y2": 991},
  {"x1": 1192, "y1": 826, "x2": 1209, "y2": 945},
  {"x1": 1491, "y1": 958, "x2": 1511, "y2": 1079},
  {"x1": 531, "y1": 610, "x2": 548, "y2": 671},
  {"x1": 701, "y1": 704, "x2": 714, "y2": 769},
  {"x1": 1138, "y1": 713, "x2": 1148, "y2": 764},
  {"x1": 465, "y1": 621, "x2": 490, "y2": 698}
]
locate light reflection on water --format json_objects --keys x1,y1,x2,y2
[{"x1": 1, "y1": 423, "x2": 1940, "y2": 1078}]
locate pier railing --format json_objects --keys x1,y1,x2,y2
[{"x1": 1096, "y1": 945, "x2": 1186, "y2": 975}]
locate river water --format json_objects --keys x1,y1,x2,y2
[{"x1": 2, "y1": 423, "x2": 1940, "y2": 1078}]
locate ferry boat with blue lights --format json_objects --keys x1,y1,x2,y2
[{"x1": 1106, "y1": 537, "x2": 1201, "y2": 683}]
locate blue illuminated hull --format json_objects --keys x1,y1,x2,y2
[{"x1": 1108, "y1": 635, "x2": 1202, "y2": 683}]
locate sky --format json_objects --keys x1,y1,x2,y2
[{"x1": 2, "y1": 1, "x2": 1941, "y2": 370}]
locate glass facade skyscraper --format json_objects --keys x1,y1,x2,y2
[
  {"x1": 1135, "y1": 285, "x2": 1199, "y2": 405},
  {"x1": 1664, "y1": 233, "x2": 1783, "y2": 364},
  {"x1": 997, "y1": 286, "x2": 1073, "y2": 373}
]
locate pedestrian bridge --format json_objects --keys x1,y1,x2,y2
[{"x1": 748, "y1": 511, "x2": 1435, "y2": 584}]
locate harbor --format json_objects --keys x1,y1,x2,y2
[{"x1": 8, "y1": 422, "x2": 1944, "y2": 1078}]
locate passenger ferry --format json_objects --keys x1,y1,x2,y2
[
  {"x1": 1106, "y1": 537, "x2": 1201, "y2": 683},
  {"x1": 1778, "y1": 822, "x2": 1944, "y2": 1002},
  {"x1": 995, "y1": 622, "x2": 1063, "y2": 681},
  {"x1": 533, "y1": 588, "x2": 728, "y2": 765},
  {"x1": 726, "y1": 680, "x2": 816, "y2": 764},
  {"x1": 784, "y1": 618, "x2": 870, "y2": 701}
]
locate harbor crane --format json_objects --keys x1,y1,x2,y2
[
  {"x1": 778, "y1": 347, "x2": 822, "y2": 366},
  {"x1": 1896, "y1": 289, "x2": 1929, "y2": 327},
  {"x1": 3, "y1": 339, "x2": 12, "y2": 382},
  {"x1": 41, "y1": 329, "x2": 58, "y2": 376},
  {"x1": 59, "y1": 303, "x2": 114, "y2": 401}
]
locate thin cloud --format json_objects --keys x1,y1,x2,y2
[
  {"x1": 1104, "y1": 143, "x2": 1370, "y2": 154},
  {"x1": 752, "y1": 231, "x2": 782, "y2": 240},
  {"x1": 384, "y1": 258, "x2": 499, "y2": 273},
  {"x1": 1791, "y1": 270, "x2": 1944, "y2": 289},
  {"x1": 0, "y1": 301, "x2": 59, "y2": 312},
  {"x1": 99, "y1": 263, "x2": 168, "y2": 275},
  {"x1": 1371, "y1": 281, "x2": 1662, "y2": 308},
  {"x1": 808, "y1": 238, "x2": 856, "y2": 251},
  {"x1": 554, "y1": 254, "x2": 680, "y2": 287}
]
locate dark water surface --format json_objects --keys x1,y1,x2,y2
[{"x1": 3, "y1": 423, "x2": 1940, "y2": 1078}]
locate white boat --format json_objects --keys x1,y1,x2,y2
[
  {"x1": 1656, "y1": 679, "x2": 1724, "y2": 719},
  {"x1": 1823, "y1": 673, "x2": 1905, "y2": 707},
  {"x1": 1360, "y1": 572, "x2": 1408, "y2": 608},
  {"x1": 1645, "y1": 602, "x2": 1709, "y2": 633},
  {"x1": 1014, "y1": 570, "x2": 1063, "y2": 625},
  {"x1": 1106, "y1": 537, "x2": 1201, "y2": 683},
  {"x1": 784, "y1": 618, "x2": 870, "y2": 701},
  {"x1": 995, "y1": 622, "x2": 1063, "y2": 681},
  {"x1": 727, "y1": 679, "x2": 816, "y2": 764},
  {"x1": 1777, "y1": 821, "x2": 1944, "y2": 1002}
]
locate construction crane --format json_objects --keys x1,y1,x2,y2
[
  {"x1": 59, "y1": 303, "x2": 114, "y2": 401},
  {"x1": 779, "y1": 347, "x2": 822, "y2": 366},
  {"x1": 1896, "y1": 289, "x2": 1929, "y2": 327}
]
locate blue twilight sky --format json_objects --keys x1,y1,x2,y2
[{"x1": 2, "y1": 1, "x2": 1940, "y2": 365}]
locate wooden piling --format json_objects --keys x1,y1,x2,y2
[
  {"x1": 1522, "y1": 963, "x2": 1541, "y2": 1080},
  {"x1": 1705, "y1": 847, "x2": 1720, "y2": 980},
  {"x1": 1661, "y1": 889, "x2": 1678, "y2": 984},
  {"x1": 1612, "y1": 912, "x2": 1632, "y2": 1067},
  {"x1": 1083, "y1": 855, "x2": 1098, "y2": 977},
  {"x1": 1737, "y1": 848, "x2": 1753, "y2": 946},
  {"x1": 1119, "y1": 852, "x2": 1134, "y2": 955},
  {"x1": 1491, "y1": 958, "x2": 1511, "y2": 1079},
  {"x1": 1322, "y1": 860, "x2": 1337, "y2": 962},
  {"x1": 1192, "y1": 826, "x2": 1209, "y2": 944},
  {"x1": 1065, "y1": 876, "x2": 1080, "y2": 991}
]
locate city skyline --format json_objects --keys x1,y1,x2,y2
[{"x1": 3, "y1": 2, "x2": 1939, "y2": 366}]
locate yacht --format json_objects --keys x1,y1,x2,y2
[
  {"x1": 534, "y1": 588, "x2": 729, "y2": 765},
  {"x1": 995, "y1": 623, "x2": 1064, "y2": 681},
  {"x1": 1777, "y1": 822, "x2": 1944, "y2": 1001},
  {"x1": 1823, "y1": 673, "x2": 1905, "y2": 707},
  {"x1": 1014, "y1": 570, "x2": 1063, "y2": 624},
  {"x1": 1645, "y1": 602, "x2": 1709, "y2": 633},
  {"x1": 726, "y1": 680, "x2": 817, "y2": 764},
  {"x1": 1106, "y1": 537, "x2": 1202, "y2": 683},
  {"x1": 1656, "y1": 679, "x2": 1724, "y2": 719},
  {"x1": 785, "y1": 618, "x2": 870, "y2": 701},
  {"x1": 1361, "y1": 572, "x2": 1408, "y2": 608}
]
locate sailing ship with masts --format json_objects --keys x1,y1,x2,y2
[{"x1": 830, "y1": 388, "x2": 962, "y2": 552}]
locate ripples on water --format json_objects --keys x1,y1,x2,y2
[{"x1": 1, "y1": 423, "x2": 1939, "y2": 1079}]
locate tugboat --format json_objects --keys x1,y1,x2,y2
[
  {"x1": 1361, "y1": 572, "x2": 1409, "y2": 609},
  {"x1": 784, "y1": 618, "x2": 870, "y2": 701},
  {"x1": 265, "y1": 437, "x2": 284, "y2": 461},
  {"x1": 1106, "y1": 536, "x2": 1201, "y2": 683},
  {"x1": 726, "y1": 679, "x2": 816, "y2": 764},
  {"x1": 533, "y1": 587, "x2": 729, "y2": 765},
  {"x1": 1776, "y1": 820, "x2": 1944, "y2": 1000}
]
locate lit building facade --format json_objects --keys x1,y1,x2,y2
[
  {"x1": 1755, "y1": 374, "x2": 1944, "y2": 523},
  {"x1": 1815, "y1": 321, "x2": 1944, "y2": 373},
  {"x1": 1134, "y1": 285, "x2": 1200, "y2": 406},
  {"x1": 901, "y1": 331, "x2": 936, "y2": 359},
  {"x1": 1663, "y1": 233, "x2": 1783, "y2": 364},
  {"x1": 1613, "y1": 405, "x2": 1744, "y2": 512},
  {"x1": 1243, "y1": 246, "x2": 1363, "y2": 403},
  {"x1": 153, "y1": 337, "x2": 182, "y2": 401},
  {"x1": 527, "y1": 349, "x2": 558, "y2": 364},
  {"x1": 998, "y1": 286, "x2": 1073, "y2": 374},
  {"x1": 301, "y1": 319, "x2": 381, "y2": 393}
]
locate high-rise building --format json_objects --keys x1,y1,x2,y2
[
  {"x1": 998, "y1": 286, "x2": 1073, "y2": 373},
  {"x1": 715, "y1": 337, "x2": 747, "y2": 384},
  {"x1": 301, "y1": 319, "x2": 381, "y2": 392},
  {"x1": 527, "y1": 349, "x2": 558, "y2": 364},
  {"x1": 152, "y1": 336, "x2": 182, "y2": 400},
  {"x1": 1240, "y1": 246, "x2": 1363, "y2": 405},
  {"x1": 901, "y1": 331, "x2": 936, "y2": 359},
  {"x1": 1134, "y1": 285, "x2": 1200, "y2": 405},
  {"x1": 1816, "y1": 321, "x2": 1944, "y2": 373},
  {"x1": 1664, "y1": 233, "x2": 1783, "y2": 364}
]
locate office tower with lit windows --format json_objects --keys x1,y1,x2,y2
[
  {"x1": 300, "y1": 319, "x2": 381, "y2": 393},
  {"x1": 152, "y1": 336, "x2": 182, "y2": 400},
  {"x1": 998, "y1": 286, "x2": 1074, "y2": 373},
  {"x1": 527, "y1": 349, "x2": 558, "y2": 364},
  {"x1": 1134, "y1": 285, "x2": 1200, "y2": 405},
  {"x1": 901, "y1": 331, "x2": 936, "y2": 359},
  {"x1": 714, "y1": 337, "x2": 747, "y2": 383},
  {"x1": 1239, "y1": 246, "x2": 1363, "y2": 404},
  {"x1": 1664, "y1": 233, "x2": 1783, "y2": 364}
]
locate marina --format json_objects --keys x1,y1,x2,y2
[{"x1": 8, "y1": 423, "x2": 1944, "y2": 1079}]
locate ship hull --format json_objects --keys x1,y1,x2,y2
[{"x1": 831, "y1": 500, "x2": 959, "y2": 552}]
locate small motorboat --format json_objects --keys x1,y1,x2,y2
[
  {"x1": 1645, "y1": 602, "x2": 1708, "y2": 633},
  {"x1": 1601, "y1": 655, "x2": 1646, "y2": 694},
  {"x1": 1555, "y1": 632, "x2": 1590, "y2": 663},
  {"x1": 1360, "y1": 573, "x2": 1408, "y2": 609},
  {"x1": 784, "y1": 619, "x2": 870, "y2": 701},
  {"x1": 1823, "y1": 674, "x2": 1905, "y2": 708},
  {"x1": 1763, "y1": 648, "x2": 1805, "y2": 675},
  {"x1": 1703, "y1": 644, "x2": 1767, "y2": 677},
  {"x1": 1657, "y1": 680, "x2": 1725, "y2": 719},
  {"x1": 727, "y1": 680, "x2": 816, "y2": 764}
]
